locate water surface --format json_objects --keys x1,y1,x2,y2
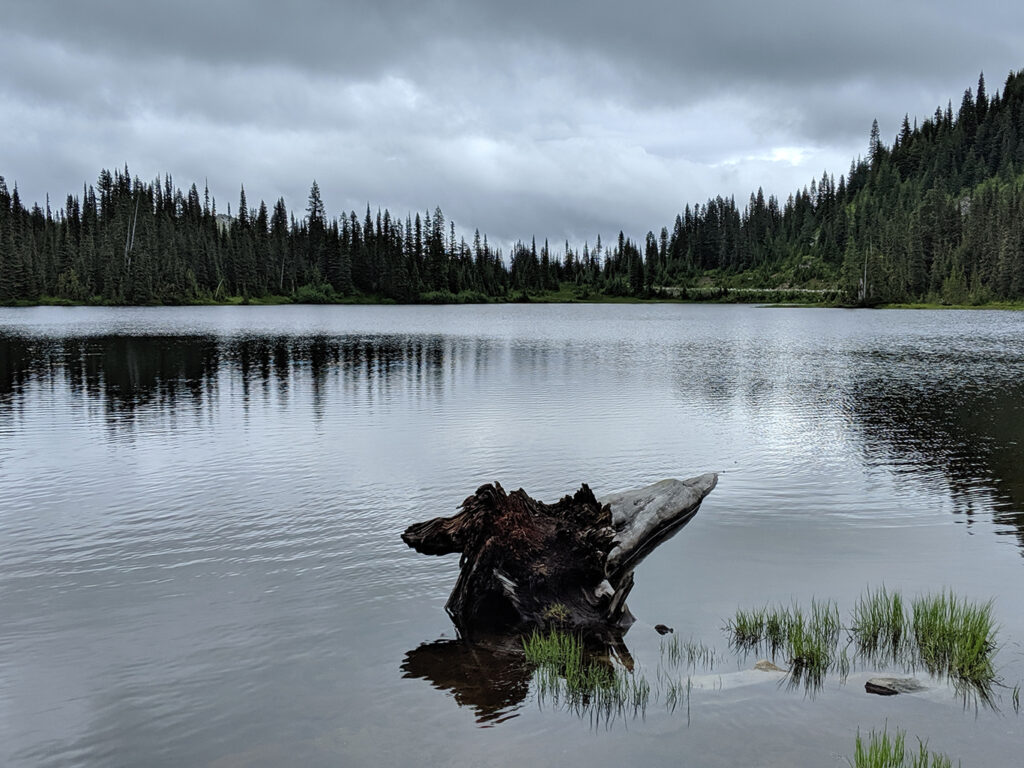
[{"x1": 1, "y1": 304, "x2": 1023, "y2": 767}]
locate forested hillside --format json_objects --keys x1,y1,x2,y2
[{"x1": 2, "y1": 70, "x2": 1024, "y2": 306}]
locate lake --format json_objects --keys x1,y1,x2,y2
[{"x1": 1, "y1": 304, "x2": 1022, "y2": 767}]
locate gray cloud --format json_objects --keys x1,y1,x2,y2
[{"x1": 2, "y1": 1, "x2": 1022, "y2": 249}]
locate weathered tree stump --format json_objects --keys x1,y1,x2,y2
[{"x1": 402, "y1": 474, "x2": 717, "y2": 639}]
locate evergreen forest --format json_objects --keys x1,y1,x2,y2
[{"x1": 3, "y1": 70, "x2": 1024, "y2": 306}]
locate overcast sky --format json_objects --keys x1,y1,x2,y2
[{"x1": 2, "y1": 1, "x2": 1022, "y2": 250}]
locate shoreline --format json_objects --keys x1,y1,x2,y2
[{"x1": 4, "y1": 295, "x2": 1024, "y2": 311}]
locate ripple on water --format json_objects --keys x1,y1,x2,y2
[{"x1": 2, "y1": 305, "x2": 1024, "y2": 767}]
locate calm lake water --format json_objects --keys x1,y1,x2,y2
[{"x1": 1, "y1": 304, "x2": 1023, "y2": 767}]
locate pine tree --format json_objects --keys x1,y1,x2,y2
[{"x1": 869, "y1": 119, "x2": 884, "y2": 167}]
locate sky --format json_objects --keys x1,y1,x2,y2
[{"x1": 2, "y1": 1, "x2": 1023, "y2": 251}]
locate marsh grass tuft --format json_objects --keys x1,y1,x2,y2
[
  {"x1": 849, "y1": 587, "x2": 998, "y2": 693},
  {"x1": 726, "y1": 599, "x2": 841, "y2": 689},
  {"x1": 910, "y1": 592, "x2": 998, "y2": 693},
  {"x1": 786, "y1": 613, "x2": 831, "y2": 689},
  {"x1": 523, "y1": 630, "x2": 650, "y2": 719},
  {"x1": 849, "y1": 727, "x2": 958, "y2": 768},
  {"x1": 852, "y1": 726, "x2": 905, "y2": 768},
  {"x1": 523, "y1": 628, "x2": 584, "y2": 669},
  {"x1": 727, "y1": 605, "x2": 767, "y2": 648},
  {"x1": 852, "y1": 586, "x2": 908, "y2": 660},
  {"x1": 909, "y1": 740, "x2": 957, "y2": 768},
  {"x1": 525, "y1": 629, "x2": 725, "y2": 720}
]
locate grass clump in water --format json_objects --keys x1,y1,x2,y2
[
  {"x1": 523, "y1": 630, "x2": 650, "y2": 719},
  {"x1": 850, "y1": 727, "x2": 958, "y2": 768},
  {"x1": 910, "y1": 591, "x2": 998, "y2": 692},
  {"x1": 851, "y1": 726, "x2": 905, "y2": 768},
  {"x1": 849, "y1": 587, "x2": 998, "y2": 693},
  {"x1": 725, "y1": 599, "x2": 841, "y2": 689},
  {"x1": 727, "y1": 605, "x2": 767, "y2": 649},
  {"x1": 852, "y1": 585, "x2": 908, "y2": 660},
  {"x1": 786, "y1": 600, "x2": 840, "y2": 690},
  {"x1": 523, "y1": 627, "x2": 584, "y2": 669}
]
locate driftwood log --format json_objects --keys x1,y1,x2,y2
[{"x1": 402, "y1": 474, "x2": 717, "y2": 639}]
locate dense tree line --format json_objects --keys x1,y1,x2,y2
[
  {"x1": 585, "y1": 69, "x2": 1024, "y2": 304},
  {"x1": 0, "y1": 170, "x2": 515, "y2": 304},
  {"x1": 3, "y1": 69, "x2": 1024, "y2": 305}
]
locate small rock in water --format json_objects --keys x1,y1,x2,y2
[
  {"x1": 654, "y1": 624, "x2": 674, "y2": 635},
  {"x1": 865, "y1": 677, "x2": 927, "y2": 696},
  {"x1": 753, "y1": 659, "x2": 786, "y2": 672}
]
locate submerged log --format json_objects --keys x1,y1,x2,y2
[
  {"x1": 864, "y1": 677, "x2": 927, "y2": 696},
  {"x1": 402, "y1": 473, "x2": 717, "y2": 639}
]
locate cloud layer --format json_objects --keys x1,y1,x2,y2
[{"x1": 2, "y1": 1, "x2": 1021, "y2": 248}]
